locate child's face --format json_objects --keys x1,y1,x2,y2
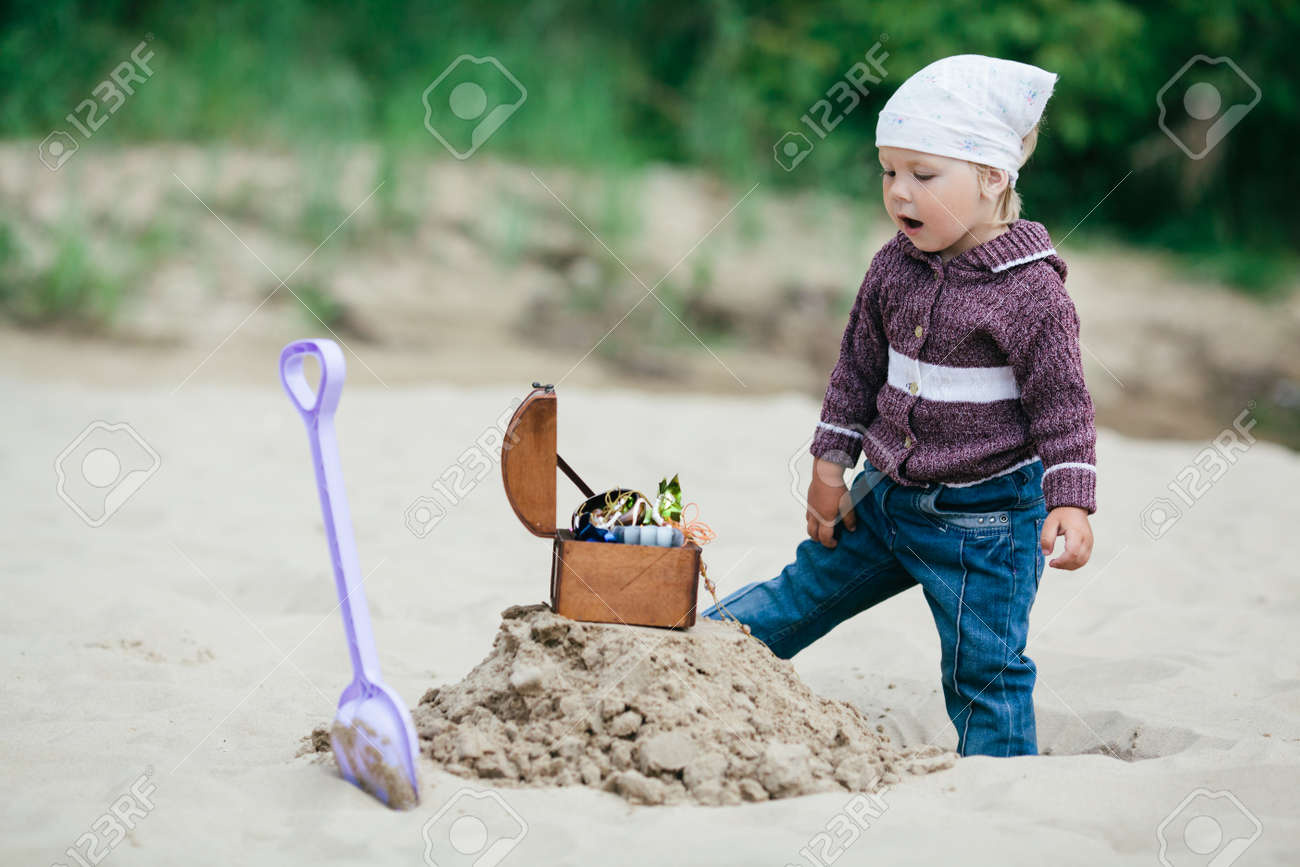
[{"x1": 878, "y1": 146, "x2": 1007, "y2": 259}]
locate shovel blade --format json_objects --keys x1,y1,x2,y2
[{"x1": 331, "y1": 685, "x2": 420, "y2": 809}]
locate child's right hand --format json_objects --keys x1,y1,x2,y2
[{"x1": 806, "y1": 459, "x2": 857, "y2": 547}]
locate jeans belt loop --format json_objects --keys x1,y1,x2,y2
[{"x1": 1014, "y1": 464, "x2": 1036, "y2": 501}]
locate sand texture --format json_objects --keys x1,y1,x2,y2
[
  {"x1": 4, "y1": 380, "x2": 1298, "y2": 865},
  {"x1": 405, "y1": 604, "x2": 954, "y2": 805}
]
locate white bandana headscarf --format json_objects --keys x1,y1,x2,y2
[{"x1": 875, "y1": 54, "x2": 1058, "y2": 188}]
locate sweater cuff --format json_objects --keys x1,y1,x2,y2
[
  {"x1": 1042, "y1": 464, "x2": 1097, "y2": 514},
  {"x1": 810, "y1": 421, "x2": 863, "y2": 468}
]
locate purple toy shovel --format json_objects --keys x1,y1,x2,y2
[{"x1": 280, "y1": 338, "x2": 419, "y2": 809}]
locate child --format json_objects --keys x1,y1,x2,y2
[{"x1": 701, "y1": 54, "x2": 1096, "y2": 758}]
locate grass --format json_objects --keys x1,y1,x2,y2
[
  {"x1": 2, "y1": 4, "x2": 1292, "y2": 327},
  {"x1": 372, "y1": 145, "x2": 419, "y2": 235},
  {"x1": 293, "y1": 281, "x2": 345, "y2": 331},
  {"x1": 3, "y1": 0, "x2": 1293, "y2": 285},
  {"x1": 1180, "y1": 248, "x2": 1298, "y2": 299},
  {"x1": 1251, "y1": 398, "x2": 1300, "y2": 451},
  {"x1": 0, "y1": 220, "x2": 124, "y2": 327},
  {"x1": 2, "y1": 143, "x2": 1292, "y2": 344}
]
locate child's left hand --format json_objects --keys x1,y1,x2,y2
[{"x1": 1040, "y1": 506, "x2": 1093, "y2": 570}]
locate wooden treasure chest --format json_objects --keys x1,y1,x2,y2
[{"x1": 500, "y1": 383, "x2": 701, "y2": 629}]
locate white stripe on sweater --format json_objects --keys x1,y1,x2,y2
[
  {"x1": 887, "y1": 345, "x2": 1020, "y2": 403},
  {"x1": 816, "y1": 421, "x2": 864, "y2": 439},
  {"x1": 990, "y1": 248, "x2": 1057, "y2": 273},
  {"x1": 1042, "y1": 461, "x2": 1096, "y2": 479},
  {"x1": 944, "y1": 454, "x2": 1042, "y2": 487}
]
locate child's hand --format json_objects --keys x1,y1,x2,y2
[
  {"x1": 806, "y1": 459, "x2": 856, "y2": 548},
  {"x1": 1040, "y1": 506, "x2": 1093, "y2": 570}
]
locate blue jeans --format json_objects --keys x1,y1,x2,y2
[{"x1": 701, "y1": 457, "x2": 1049, "y2": 757}]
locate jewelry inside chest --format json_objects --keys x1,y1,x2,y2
[{"x1": 500, "y1": 384, "x2": 701, "y2": 630}]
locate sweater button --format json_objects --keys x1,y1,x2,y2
[
  {"x1": 903, "y1": 436, "x2": 913, "y2": 448},
  {"x1": 908, "y1": 381, "x2": 919, "y2": 395},
  {"x1": 914, "y1": 325, "x2": 923, "y2": 338}
]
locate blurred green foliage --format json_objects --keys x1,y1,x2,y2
[
  {"x1": 2, "y1": 0, "x2": 1297, "y2": 288},
  {"x1": 0, "y1": 218, "x2": 123, "y2": 325}
]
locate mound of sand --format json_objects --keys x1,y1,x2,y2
[{"x1": 403, "y1": 604, "x2": 955, "y2": 806}]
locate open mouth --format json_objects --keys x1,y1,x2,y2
[{"x1": 901, "y1": 216, "x2": 924, "y2": 230}]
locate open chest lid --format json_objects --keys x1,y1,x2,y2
[{"x1": 501, "y1": 383, "x2": 594, "y2": 537}]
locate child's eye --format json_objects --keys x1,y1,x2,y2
[
  {"x1": 879, "y1": 169, "x2": 893, "y2": 178},
  {"x1": 914, "y1": 174, "x2": 934, "y2": 181}
]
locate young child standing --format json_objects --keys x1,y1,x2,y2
[{"x1": 701, "y1": 54, "x2": 1097, "y2": 758}]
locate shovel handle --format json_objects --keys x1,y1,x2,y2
[
  {"x1": 281, "y1": 339, "x2": 344, "y2": 420},
  {"x1": 280, "y1": 339, "x2": 381, "y2": 683}
]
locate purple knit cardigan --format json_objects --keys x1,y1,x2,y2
[{"x1": 810, "y1": 218, "x2": 1098, "y2": 514}]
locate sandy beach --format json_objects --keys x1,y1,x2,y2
[
  {"x1": 4, "y1": 0, "x2": 1298, "y2": 856},
  {"x1": 3, "y1": 372, "x2": 1297, "y2": 865}
]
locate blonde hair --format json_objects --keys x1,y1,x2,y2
[{"x1": 975, "y1": 123, "x2": 1040, "y2": 226}]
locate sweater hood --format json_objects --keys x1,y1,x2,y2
[{"x1": 896, "y1": 219, "x2": 1066, "y2": 282}]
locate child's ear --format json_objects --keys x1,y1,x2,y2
[{"x1": 979, "y1": 165, "x2": 1011, "y2": 200}]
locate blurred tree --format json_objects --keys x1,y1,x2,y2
[{"x1": 1, "y1": 0, "x2": 1296, "y2": 275}]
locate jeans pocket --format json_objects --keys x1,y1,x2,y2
[
  {"x1": 1013, "y1": 462, "x2": 1047, "y2": 506},
  {"x1": 916, "y1": 488, "x2": 1014, "y2": 534},
  {"x1": 1032, "y1": 515, "x2": 1046, "y2": 590}
]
